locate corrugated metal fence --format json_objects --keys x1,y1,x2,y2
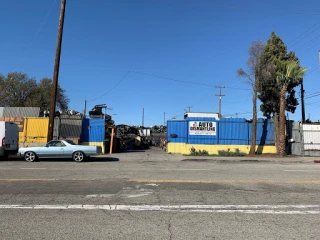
[
  {"x1": 18, "y1": 117, "x2": 85, "y2": 145},
  {"x1": 20, "y1": 118, "x2": 49, "y2": 144},
  {"x1": 287, "y1": 122, "x2": 320, "y2": 156},
  {"x1": 0, "y1": 107, "x2": 40, "y2": 117},
  {"x1": 167, "y1": 118, "x2": 274, "y2": 145},
  {"x1": 302, "y1": 124, "x2": 320, "y2": 151},
  {"x1": 53, "y1": 118, "x2": 82, "y2": 139}
]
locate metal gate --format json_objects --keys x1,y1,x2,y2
[
  {"x1": 287, "y1": 121, "x2": 303, "y2": 156},
  {"x1": 302, "y1": 123, "x2": 320, "y2": 156}
]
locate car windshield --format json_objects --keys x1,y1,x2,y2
[{"x1": 64, "y1": 140, "x2": 76, "y2": 145}]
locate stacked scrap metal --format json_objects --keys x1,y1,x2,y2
[{"x1": 115, "y1": 124, "x2": 140, "y2": 150}]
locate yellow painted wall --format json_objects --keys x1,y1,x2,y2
[
  {"x1": 82, "y1": 142, "x2": 105, "y2": 154},
  {"x1": 167, "y1": 143, "x2": 277, "y2": 155},
  {"x1": 19, "y1": 118, "x2": 49, "y2": 143}
]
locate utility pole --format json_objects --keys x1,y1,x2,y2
[
  {"x1": 301, "y1": 79, "x2": 306, "y2": 123},
  {"x1": 186, "y1": 106, "x2": 192, "y2": 112},
  {"x1": 163, "y1": 112, "x2": 166, "y2": 126},
  {"x1": 47, "y1": 0, "x2": 67, "y2": 142},
  {"x1": 103, "y1": 106, "x2": 107, "y2": 120},
  {"x1": 83, "y1": 99, "x2": 87, "y2": 118},
  {"x1": 318, "y1": 50, "x2": 320, "y2": 69},
  {"x1": 215, "y1": 86, "x2": 225, "y2": 118},
  {"x1": 142, "y1": 108, "x2": 144, "y2": 127}
]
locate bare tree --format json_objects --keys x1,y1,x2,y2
[{"x1": 237, "y1": 41, "x2": 264, "y2": 155}]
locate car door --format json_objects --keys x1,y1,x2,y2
[{"x1": 41, "y1": 140, "x2": 64, "y2": 158}]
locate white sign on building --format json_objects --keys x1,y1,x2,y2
[{"x1": 189, "y1": 121, "x2": 216, "y2": 135}]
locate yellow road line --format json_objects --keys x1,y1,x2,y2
[
  {"x1": 129, "y1": 179, "x2": 320, "y2": 184},
  {"x1": 2, "y1": 179, "x2": 320, "y2": 184},
  {"x1": 0, "y1": 179, "x2": 93, "y2": 182}
]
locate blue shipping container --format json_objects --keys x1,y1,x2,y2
[
  {"x1": 166, "y1": 117, "x2": 274, "y2": 146},
  {"x1": 167, "y1": 120, "x2": 187, "y2": 143},
  {"x1": 248, "y1": 119, "x2": 275, "y2": 145},
  {"x1": 218, "y1": 118, "x2": 249, "y2": 145},
  {"x1": 81, "y1": 118, "x2": 105, "y2": 142}
]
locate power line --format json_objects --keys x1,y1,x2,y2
[
  {"x1": 225, "y1": 86, "x2": 250, "y2": 91},
  {"x1": 305, "y1": 91, "x2": 320, "y2": 98},
  {"x1": 170, "y1": 88, "x2": 214, "y2": 119},
  {"x1": 64, "y1": 65, "x2": 252, "y2": 91},
  {"x1": 132, "y1": 71, "x2": 251, "y2": 90},
  {"x1": 306, "y1": 100, "x2": 320, "y2": 105},
  {"x1": 65, "y1": 65, "x2": 134, "y2": 72},
  {"x1": 305, "y1": 67, "x2": 318, "y2": 76},
  {"x1": 305, "y1": 93, "x2": 320, "y2": 99},
  {"x1": 144, "y1": 117, "x2": 162, "y2": 125},
  {"x1": 217, "y1": 3, "x2": 320, "y2": 16},
  {"x1": 131, "y1": 70, "x2": 214, "y2": 87},
  {"x1": 224, "y1": 99, "x2": 251, "y2": 104},
  {"x1": 29, "y1": 0, "x2": 58, "y2": 49},
  {"x1": 87, "y1": 70, "x2": 131, "y2": 103},
  {"x1": 288, "y1": 20, "x2": 320, "y2": 47},
  {"x1": 300, "y1": 33, "x2": 320, "y2": 48}
]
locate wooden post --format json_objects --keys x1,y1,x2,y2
[
  {"x1": 109, "y1": 127, "x2": 114, "y2": 154},
  {"x1": 47, "y1": 0, "x2": 67, "y2": 142}
]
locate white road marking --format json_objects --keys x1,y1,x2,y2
[
  {"x1": 122, "y1": 192, "x2": 153, "y2": 198},
  {"x1": 85, "y1": 194, "x2": 114, "y2": 199},
  {"x1": 283, "y1": 170, "x2": 316, "y2": 172},
  {"x1": 1, "y1": 205, "x2": 320, "y2": 214},
  {"x1": 145, "y1": 183, "x2": 159, "y2": 187},
  {"x1": 20, "y1": 168, "x2": 47, "y2": 170},
  {"x1": 162, "y1": 169, "x2": 211, "y2": 171},
  {"x1": 85, "y1": 192, "x2": 153, "y2": 199}
]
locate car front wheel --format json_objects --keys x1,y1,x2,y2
[
  {"x1": 73, "y1": 151, "x2": 85, "y2": 162},
  {"x1": 25, "y1": 151, "x2": 37, "y2": 162}
]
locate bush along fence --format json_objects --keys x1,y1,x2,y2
[{"x1": 166, "y1": 117, "x2": 276, "y2": 155}]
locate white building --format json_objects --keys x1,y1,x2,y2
[{"x1": 184, "y1": 112, "x2": 219, "y2": 120}]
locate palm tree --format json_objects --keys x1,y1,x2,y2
[{"x1": 276, "y1": 61, "x2": 307, "y2": 157}]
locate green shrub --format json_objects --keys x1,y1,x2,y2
[
  {"x1": 218, "y1": 148, "x2": 246, "y2": 157},
  {"x1": 189, "y1": 147, "x2": 209, "y2": 156}
]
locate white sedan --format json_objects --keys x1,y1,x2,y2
[{"x1": 18, "y1": 140, "x2": 102, "y2": 162}]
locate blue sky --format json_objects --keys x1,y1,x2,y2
[{"x1": 1, "y1": 0, "x2": 320, "y2": 126}]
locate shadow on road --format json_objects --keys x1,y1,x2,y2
[
  {"x1": 89, "y1": 157, "x2": 119, "y2": 162},
  {"x1": 4, "y1": 156, "x2": 120, "y2": 162},
  {"x1": 118, "y1": 150, "x2": 146, "y2": 153}
]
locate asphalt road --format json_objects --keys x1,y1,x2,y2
[{"x1": 1, "y1": 148, "x2": 320, "y2": 239}]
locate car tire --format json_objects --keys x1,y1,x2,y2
[
  {"x1": 73, "y1": 151, "x2": 85, "y2": 162},
  {"x1": 24, "y1": 151, "x2": 37, "y2": 162}
]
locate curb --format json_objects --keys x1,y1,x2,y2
[{"x1": 181, "y1": 158, "x2": 316, "y2": 164}]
